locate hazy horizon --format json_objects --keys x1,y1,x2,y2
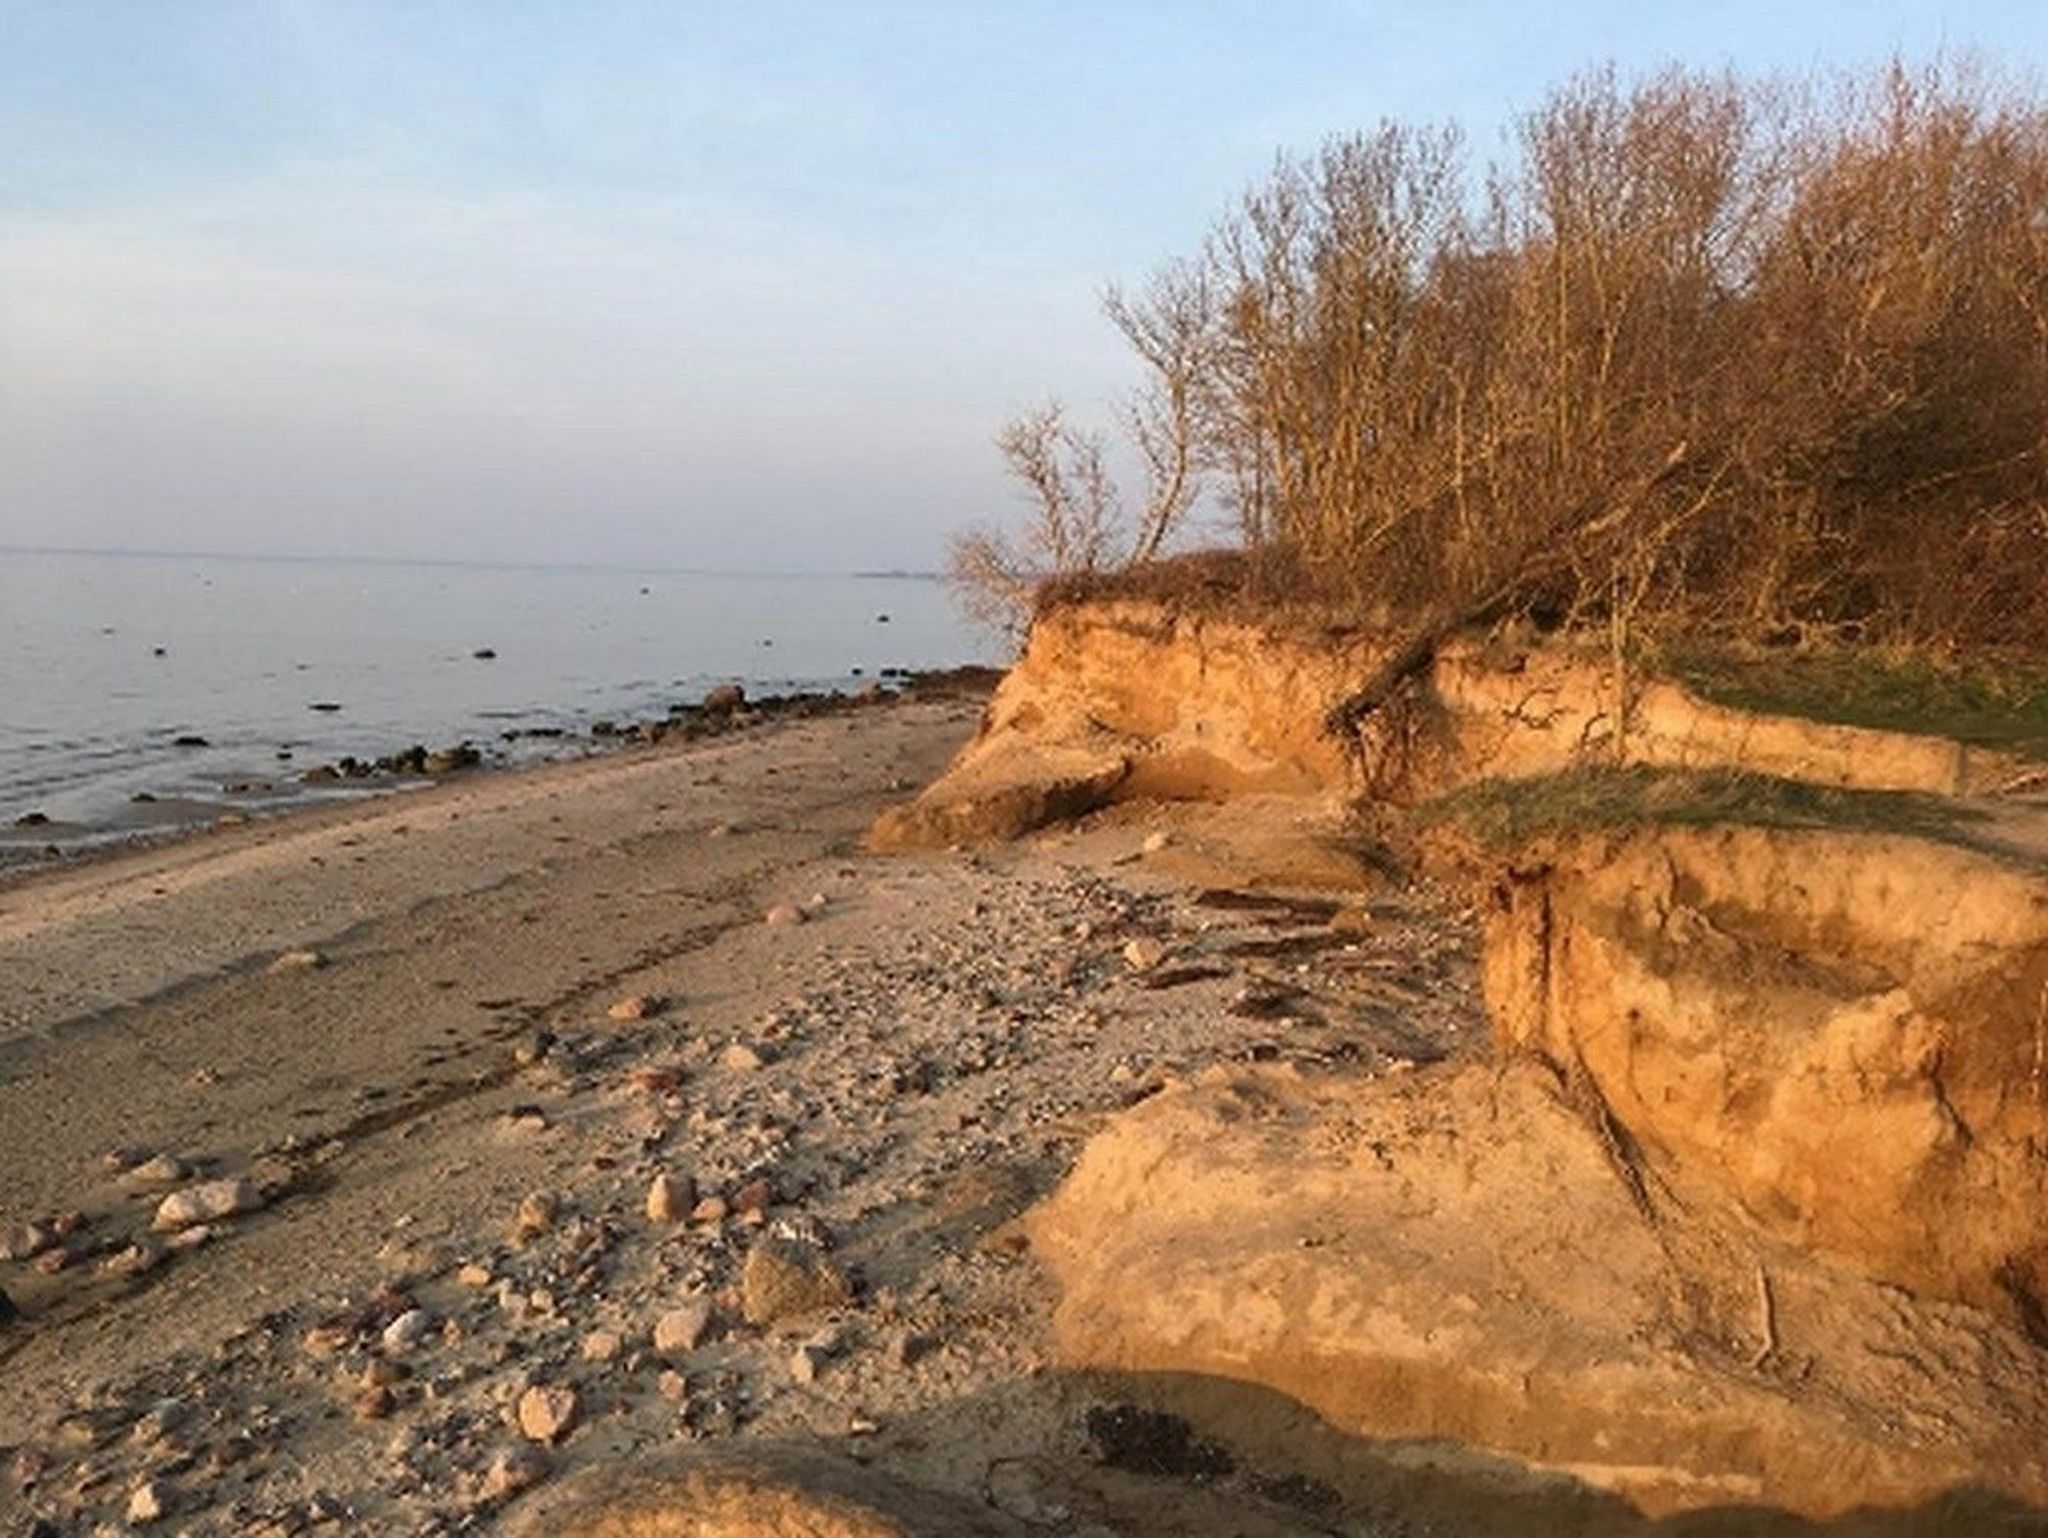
[
  {"x1": 4, "y1": 2, "x2": 2043, "y2": 573},
  {"x1": 0, "y1": 539, "x2": 940, "y2": 579}
]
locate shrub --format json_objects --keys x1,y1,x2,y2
[{"x1": 958, "y1": 59, "x2": 2048, "y2": 659}]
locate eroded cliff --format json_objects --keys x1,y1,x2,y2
[
  {"x1": 871, "y1": 599, "x2": 2023, "y2": 850},
  {"x1": 902, "y1": 596, "x2": 2048, "y2": 1523}
]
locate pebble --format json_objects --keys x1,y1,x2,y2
[
  {"x1": 354, "y1": 1386, "x2": 394, "y2": 1421},
  {"x1": 720, "y1": 1043, "x2": 765, "y2": 1072},
  {"x1": 652, "y1": 1298, "x2": 713, "y2": 1355},
  {"x1": 122, "y1": 1154, "x2": 192, "y2": 1188},
  {"x1": 690, "y1": 1196, "x2": 730, "y2": 1224},
  {"x1": 457, "y1": 1262, "x2": 495, "y2": 1289},
  {"x1": 1122, "y1": 937, "x2": 1168, "y2": 972},
  {"x1": 645, "y1": 1172, "x2": 692, "y2": 1225},
  {"x1": 764, "y1": 903, "x2": 807, "y2": 927},
  {"x1": 740, "y1": 1238, "x2": 850, "y2": 1327},
  {"x1": 302, "y1": 1325, "x2": 351, "y2": 1358},
  {"x1": 606, "y1": 995, "x2": 655, "y2": 1022},
  {"x1": 1142, "y1": 831, "x2": 1172, "y2": 854},
  {"x1": 580, "y1": 1329, "x2": 622, "y2": 1363},
  {"x1": 656, "y1": 1369, "x2": 689, "y2": 1403},
  {"x1": 516, "y1": 1384, "x2": 579, "y2": 1444},
  {"x1": 731, "y1": 1178, "x2": 773, "y2": 1216},
  {"x1": 374, "y1": 1236, "x2": 447, "y2": 1282},
  {"x1": 127, "y1": 1480, "x2": 168, "y2": 1524},
  {"x1": 103, "y1": 1240, "x2": 165, "y2": 1276},
  {"x1": 152, "y1": 1177, "x2": 262, "y2": 1232},
  {"x1": 482, "y1": 1444, "x2": 550, "y2": 1500},
  {"x1": 0, "y1": 1220, "x2": 56, "y2": 1261},
  {"x1": 267, "y1": 949, "x2": 325, "y2": 974},
  {"x1": 512, "y1": 1030, "x2": 556, "y2": 1067},
  {"x1": 380, "y1": 1308, "x2": 433, "y2": 1355},
  {"x1": 789, "y1": 1344, "x2": 825, "y2": 1384},
  {"x1": 512, "y1": 1192, "x2": 557, "y2": 1240}
]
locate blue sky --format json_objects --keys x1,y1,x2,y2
[{"x1": 1, "y1": 3, "x2": 2042, "y2": 571}]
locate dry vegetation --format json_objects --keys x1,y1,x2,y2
[{"x1": 954, "y1": 60, "x2": 2048, "y2": 668}]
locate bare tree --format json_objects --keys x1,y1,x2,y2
[
  {"x1": 963, "y1": 58, "x2": 2048, "y2": 657},
  {"x1": 1104, "y1": 258, "x2": 1215, "y2": 563},
  {"x1": 950, "y1": 271, "x2": 1217, "y2": 635}
]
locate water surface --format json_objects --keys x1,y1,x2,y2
[{"x1": 0, "y1": 549, "x2": 988, "y2": 852}]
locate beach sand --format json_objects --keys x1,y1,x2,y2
[{"x1": 0, "y1": 689, "x2": 1485, "y2": 1535}]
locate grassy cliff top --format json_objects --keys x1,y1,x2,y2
[
  {"x1": 1417, "y1": 766, "x2": 2046, "y2": 872},
  {"x1": 1665, "y1": 648, "x2": 2048, "y2": 764}
]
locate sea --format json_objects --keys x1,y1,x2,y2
[{"x1": 0, "y1": 548, "x2": 993, "y2": 864}]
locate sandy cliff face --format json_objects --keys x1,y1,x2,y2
[
  {"x1": 1420, "y1": 641, "x2": 2017, "y2": 797},
  {"x1": 872, "y1": 601, "x2": 2014, "y2": 849},
  {"x1": 870, "y1": 602, "x2": 1385, "y2": 849},
  {"x1": 882, "y1": 597, "x2": 2048, "y2": 1520},
  {"x1": 1482, "y1": 824, "x2": 2048, "y2": 1322},
  {"x1": 1026, "y1": 1060, "x2": 2048, "y2": 1520}
]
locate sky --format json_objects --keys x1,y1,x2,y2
[{"x1": 1, "y1": 3, "x2": 2043, "y2": 573}]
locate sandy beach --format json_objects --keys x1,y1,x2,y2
[{"x1": 0, "y1": 685, "x2": 1495, "y2": 1536}]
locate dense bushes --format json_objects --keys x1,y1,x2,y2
[{"x1": 957, "y1": 61, "x2": 2048, "y2": 652}]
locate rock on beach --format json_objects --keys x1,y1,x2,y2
[
  {"x1": 517, "y1": 1384, "x2": 580, "y2": 1444},
  {"x1": 151, "y1": 1177, "x2": 262, "y2": 1232},
  {"x1": 646, "y1": 1172, "x2": 693, "y2": 1224},
  {"x1": 653, "y1": 1297, "x2": 714, "y2": 1355},
  {"x1": 740, "y1": 1238, "x2": 850, "y2": 1326}
]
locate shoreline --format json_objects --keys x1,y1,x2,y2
[{"x1": 0, "y1": 666, "x2": 1001, "y2": 893}]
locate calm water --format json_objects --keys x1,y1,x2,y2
[{"x1": 0, "y1": 549, "x2": 989, "y2": 848}]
